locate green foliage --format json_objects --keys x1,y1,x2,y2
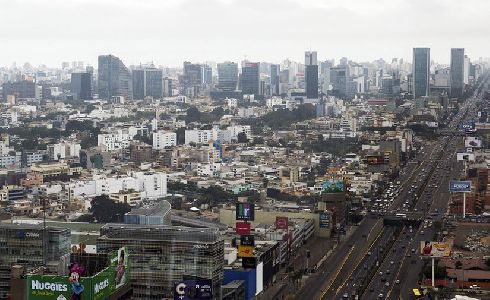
[
  {"x1": 237, "y1": 132, "x2": 248, "y2": 143},
  {"x1": 89, "y1": 194, "x2": 131, "y2": 223},
  {"x1": 184, "y1": 106, "x2": 225, "y2": 124},
  {"x1": 260, "y1": 104, "x2": 317, "y2": 130}
]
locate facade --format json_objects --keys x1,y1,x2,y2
[
  {"x1": 241, "y1": 62, "x2": 260, "y2": 97},
  {"x1": 412, "y1": 48, "x2": 430, "y2": 99},
  {"x1": 47, "y1": 142, "x2": 81, "y2": 160},
  {"x1": 202, "y1": 65, "x2": 213, "y2": 84},
  {"x1": 270, "y1": 64, "x2": 280, "y2": 96},
  {"x1": 98, "y1": 54, "x2": 132, "y2": 99},
  {"x1": 163, "y1": 77, "x2": 173, "y2": 97},
  {"x1": 450, "y1": 48, "x2": 465, "y2": 98},
  {"x1": 185, "y1": 129, "x2": 218, "y2": 144},
  {"x1": 2, "y1": 81, "x2": 36, "y2": 100},
  {"x1": 132, "y1": 67, "x2": 163, "y2": 100},
  {"x1": 305, "y1": 51, "x2": 319, "y2": 99},
  {"x1": 79, "y1": 147, "x2": 111, "y2": 170},
  {"x1": 0, "y1": 224, "x2": 71, "y2": 299},
  {"x1": 217, "y1": 62, "x2": 239, "y2": 91},
  {"x1": 152, "y1": 131, "x2": 177, "y2": 150},
  {"x1": 97, "y1": 224, "x2": 224, "y2": 300},
  {"x1": 70, "y1": 72, "x2": 92, "y2": 100},
  {"x1": 330, "y1": 66, "x2": 349, "y2": 98}
]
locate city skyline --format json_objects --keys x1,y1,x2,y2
[{"x1": 1, "y1": 0, "x2": 490, "y2": 67}]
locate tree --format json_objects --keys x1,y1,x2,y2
[
  {"x1": 89, "y1": 194, "x2": 131, "y2": 223},
  {"x1": 237, "y1": 132, "x2": 248, "y2": 143}
]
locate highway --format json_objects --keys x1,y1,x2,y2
[{"x1": 292, "y1": 73, "x2": 489, "y2": 300}]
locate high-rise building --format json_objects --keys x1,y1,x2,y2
[
  {"x1": 0, "y1": 224, "x2": 71, "y2": 299},
  {"x1": 464, "y1": 55, "x2": 471, "y2": 85},
  {"x1": 412, "y1": 48, "x2": 430, "y2": 99},
  {"x1": 202, "y1": 65, "x2": 213, "y2": 84},
  {"x1": 450, "y1": 48, "x2": 465, "y2": 98},
  {"x1": 71, "y1": 72, "x2": 92, "y2": 100},
  {"x1": 98, "y1": 54, "x2": 132, "y2": 99},
  {"x1": 241, "y1": 62, "x2": 260, "y2": 97},
  {"x1": 97, "y1": 224, "x2": 224, "y2": 300},
  {"x1": 270, "y1": 64, "x2": 280, "y2": 96},
  {"x1": 132, "y1": 67, "x2": 163, "y2": 100},
  {"x1": 217, "y1": 62, "x2": 238, "y2": 91},
  {"x1": 2, "y1": 80, "x2": 36, "y2": 100},
  {"x1": 305, "y1": 51, "x2": 319, "y2": 99},
  {"x1": 163, "y1": 77, "x2": 173, "y2": 97},
  {"x1": 330, "y1": 65, "x2": 349, "y2": 98}
]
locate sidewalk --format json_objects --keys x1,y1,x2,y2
[{"x1": 259, "y1": 236, "x2": 332, "y2": 300}]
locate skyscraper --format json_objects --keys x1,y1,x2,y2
[
  {"x1": 305, "y1": 51, "x2": 319, "y2": 99},
  {"x1": 270, "y1": 64, "x2": 280, "y2": 95},
  {"x1": 202, "y1": 65, "x2": 213, "y2": 84},
  {"x1": 98, "y1": 54, "x2": 132, "y2": 99},
  {"x1": 412, "y1": 48, "x2": 430, "y2": 99},
  {"x1": 71, "y1": 72, "x2": 92, "y2": 100},
  {"x1": 241, "y1": 62, "x2": 260, "y2": 97},
  {"x1": 132, "y1": 67, "x2": 163, "y2": 100},
  {"x1": 450, "y1": 48, "x2": 465, "y2": 98},
  {"x1": 217, "y1": 62, "x2": 238, "y2": 91}
]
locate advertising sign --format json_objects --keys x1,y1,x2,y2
[
  {"x1": 27, "y1": 247, "x2": 129, "y2": 300},
  {"x1": 275, "y1": 216, "x2": 289, "y2": 230},
  {"x1": 420, "y1": 241, "x2": 451, "y2": 257},
  {"x1": 456, "y1": 152, "x2": 475, "y2": 161},
  {"x1": 464, "y1": 137, "x2": 482, "y2": 148},
  {"x1": 449, "y1": 180, "x2": 471, "y2": 192},
  {"x1": 235, "y1": 222, "x2": 251, "y2": 235},
  {"x1": 459, "y1": 121, "x2": 476, "y2": 132},
  {"x1": 238, "y1": 245, "x2": 254, "y2": 257},
  {"x1": 240, "y1": 235, "x2": 255, "y2": 246},
  {"x1": 236, "y1": 203, "x2": 255, "y2": 221},
  {"x1": 174, "y1": 279, "x2": 213, "y2": 300},
  {"x1": 321, "y1": 180, "x2": 345, "y2": 193},
  {"x1": 319, "y1": 213, "x2": 330, "y2": 229},
  {"x1": 242, "y1": 257, "x2": 257, "y2": 269}
]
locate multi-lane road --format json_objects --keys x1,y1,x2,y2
[{"x1": 293, "y1": 73, "x2": 489, "y2": 300}]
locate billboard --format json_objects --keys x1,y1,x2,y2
[
  {"x1": 236, "y1": 203, "x2": 255, "y2": 221},
  {"x1": 238, "y1": 245, "x2": 254, "y2": 257},
  {"x1": 457, "y1": 152, "x2": 475, "y2": 161},
  {"x1": 366, "y1": 155, "x2": 385, "y2": 165},
  {"x1": 242, "y1": 257, "x2": 257, "y2": 269},
  {"x1": 174, "y1": 279, "x2": 213, "y2": 300},
  {"x1": 275, "y1": 216, "x2": 289, "y2": 230},
  {"x1": 464, "y1": 137, "x2": 482, "y2": 148},
  {"x1": 27, "y1": 247, "x2": 129, "y2": 300},
  {"x1": 319, "y1": 213, "x2": 330, "y2": 229},
  {"x1": 420, "y1": 241, "x2": 451, "y2": 257},
  {"x1": 321, "y1": 180, "x2": 345, "y2": 193},
  {"x1": 449, "y1": 180, "x2": 471, "y2": 192},
  {"x1": 240, "y1": 235, "x2": 255, "y2": 246},
  {"x1": 459, "y1": 121, "x2": 476, "y2": 132},
  {"x1": 235, "y1": 222, "x2": 251, "y2": 235}
]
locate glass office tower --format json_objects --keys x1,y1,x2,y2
[{"x1": 412, "y1": 48, "x2": 430, "y2": 99}]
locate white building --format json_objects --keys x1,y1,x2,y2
[
  {"x1": 152, "y1": 131, "x2": 177, "y2": 150},
  {"x1": 67, "y1": 171, "x2": 168, "y2": 204},
  {"x1": 97, "y1": 127, "x2": 143, "y2": 151},
  {"x1": 218, "y1": 125, "x2": 251, "y2": 142},
  {"x1": 48, "y1": 142, "x2": 81, "y2": 160},
  {"x1": 184, "y1": 129, "x2": 218, "y2": 144}
]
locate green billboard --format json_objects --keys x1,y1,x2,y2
[{"x1": 27, "y1": 247, "x2": 129, "y2": 300}]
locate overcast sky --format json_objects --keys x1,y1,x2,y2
[{"x1": 1, "y1": 0, "x2": 489, "y2": 68}]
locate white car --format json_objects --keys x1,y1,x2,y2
[{"x1": 469, "y1": 285, "x2": 480, "y2": 289}]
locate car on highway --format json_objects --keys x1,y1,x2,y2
[{"x1": 469, "y1": 285, "x2": 480, "y2": 289}]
